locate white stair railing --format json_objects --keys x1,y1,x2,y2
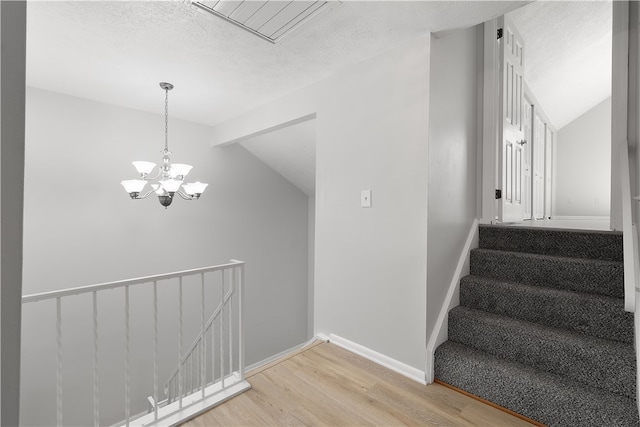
[{"x1": 22, "y1": 260, "x2": 250, "y2": 427}]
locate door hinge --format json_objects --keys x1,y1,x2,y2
[
  {"x1": 497, "y1": 28, "x2": 503, "y2": 39},
  {"x1": 495, "y1": 189, "x2": 502, "y2": 199}
]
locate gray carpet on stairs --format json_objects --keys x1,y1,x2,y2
[
  {"x1": 448, "y1": 306, "x2": 636, "y2": 398},
  {"x1": 460, "y1": 275, "x2": 633, "y2": 344},
  {"x1": 434, "y1": 224, "x2": 638, "y2": 427},
  {"x1": 435, "y1": 341, "x2": 639, "y2": 427},
  {"x1": 470, "y1": 248, "x2": 624, "y2": 298},
  {"x1": 479, "y1": 225, "x2": 623, "y2": 262}
]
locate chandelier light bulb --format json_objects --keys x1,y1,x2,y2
[
  {"x1": 132, "y1": 161, "x2": 156, "y2": 177},
  {"x1": 159, "y1": 179, "x2": 183, "y2": 193},
  {"x1": 170, "y1": 163, "x2": 193, "y2": 179},
  {"x1": 121, "y1": 180, "x2": 147, "y2": 198}
]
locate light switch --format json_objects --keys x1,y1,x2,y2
[{"x1": 361, "y1": 190, "x2": 372, "y2": 208}]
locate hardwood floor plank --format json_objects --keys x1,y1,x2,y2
[{"x1": 181, "y1": 342, "x2": 536, "y2": 427}]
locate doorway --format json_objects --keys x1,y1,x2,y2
[{"x1": 486, "y1": 1, "x2": 613, "y2": 228}]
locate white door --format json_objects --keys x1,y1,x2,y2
[
  {"x1": 523, "y1": 98, "x2": 533, "y2": 220},
  {"x1": 498, "y1": 15, "x2": 526, "y2": 223},
  {"x1": 544, "y1": 126, "x2": 554, "y2": 219},
  {"x1": 533, "y1": 112, "x2": 546, "y2": 219}
]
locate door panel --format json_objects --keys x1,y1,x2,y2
[
  {"x1": 544, "y1": 127, "x2": 554, "y2": 219},
  {"x1": 499, "y1": 16, "x2": 526, "y2": 223},
  {"x1": 533, "y1": 112, "x2": 546, "y2": 219},
  {"x1": 523, "y1": 99, "x2": 533, "y2": 219}
]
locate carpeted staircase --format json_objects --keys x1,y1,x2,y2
[{"x1": 434, "y1": 224, "x2": 639, "y2": 426}]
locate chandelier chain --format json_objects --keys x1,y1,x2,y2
[{"x1": 164, "y1": 88, "x2": 169, "y2": 153}]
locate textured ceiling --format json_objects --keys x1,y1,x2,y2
[
  {"x1": 510, "y1": 1, "x2": 612, "y2": 130},
  {"x1": 26, "y1": 1, "x2": 527, "y2": 127},
  {"x1": 27, "y1": 0, "x2": 532, "y2": 196}
]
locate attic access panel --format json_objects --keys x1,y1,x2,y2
[{"x1": 193, "y1": 0, "x2": 330, "y2": 44}]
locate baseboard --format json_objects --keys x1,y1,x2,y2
[
  {"x1": 551, "y1": 215, "x2": 609, "y2": 220},
  {"x1": 245, "y1": 336, "x2": 322, "y2": 374},
  {"x1": 315, "y1": 332, "x2": 330, "y2": 342},
  {"x1": 328, "y1": 334, "x2": 426, "y2": 385}
]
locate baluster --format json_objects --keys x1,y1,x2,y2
[
  {"x1": 193, "y1": 343, "x2": 198, "y2": 394},
  {"x1": 220, "y1": 269, "x2": 225, "y2": 388},
  {"x1": 185, "y1": 356, "x2": 189, "y2": 395},
  {"x1": 153, "y1": 281, "x2": 158, "y2": 421},
  {"x1": 229, "y1": 268, "x2": 234, "y2": 377},
  {"x1": 238, "y1": 263, "x2": 245, "y2": 381},
  {"x1": 93, "y1": 292, "x2": 99, "y2": 427},
  {"x1": 211, "y1": 319, "x2": 216, "y2": 384},
  {"x1": 56, "y1": 297, "x2": 63, "y2": 427},
  {"x1": 190, "y1": 352, "x2": 194, "y2": 393},
  {"x1": 178, "y1": 276, "x2": 183, "y2": 408},
  {"x1": 201, "y1": 272, "x2": 206, "y2": 397},
  {"x1": 125, "y1": 286, "x2": 130, "y2": 427}
]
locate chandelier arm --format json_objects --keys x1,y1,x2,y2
[
  {"x1": 176, "y1": 191, "x2": 195, "y2": 201},
  {"x1": 135, "y1": 190, "x2": 157, "y2": 200},
  {"x1": 142, "y1": 169, "x2": 163, "y2": 181}
]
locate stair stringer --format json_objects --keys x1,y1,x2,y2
[{"x1": 425, "y1": 218, "x2": 478, "y2": 383}]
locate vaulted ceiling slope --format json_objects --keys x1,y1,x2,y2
[
  {"x1": 510, "y1": 1, "x2": 612, "y2": 130},
  {"x1": 27, "y1": 1, "x2": 528, "y2": 128}
]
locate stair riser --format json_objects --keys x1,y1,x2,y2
[
  {"x1": 479, "y1": 226, "x2": 623, "y2": 262},
  {"x1": 448, "y1": 307, "x2": 636, "y2": 399},
  {"x1": 470, "y1": 249, "x2": 624, "y2": 298},
  {"x1": 460, "y1": 277, "x2": 633, "y2": 344},
  {"x1": 435, "y1": 341, "x2": 640, "y2": 427}
]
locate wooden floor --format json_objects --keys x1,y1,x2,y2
[{"x1": 182, "y1": 342, "x2": 535, "y2": 426}]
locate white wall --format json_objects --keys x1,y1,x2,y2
[
  {"x1": 210, "y1": 36, "x2": 430, "y2": 373},
  {"x1": 555, "y1": 97, "x2": 611, "y2": 217},
  {"x1": 21, "y1": 88, "x2": 310, "y2": 426},
  {"x1": 314, "y1": 37, "x2": 429, "y2": 372},
  {"x1": 426, "y1": 27, "x2": 480, "y2": 353}
]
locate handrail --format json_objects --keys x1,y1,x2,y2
[
  {"x1": 22, "y1": 261, "x2": 243, "y2": 304},
  {"x1": 619, "y1": 139, "x2": 639, "y2": 312}
]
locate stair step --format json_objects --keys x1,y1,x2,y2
[
  {"x1": 460, "y1": 275, "x2": 633, "y2": 344},
  {"x1": 434, "y1": 341, "x2": 640, "y2": 427},
  {"x1": 479, "y1": 225, "x2": 623, "y2": 262},
  {"x1": 470, "y1": 249, "x2": 623, "y2": 298},
  {"x1": 448, "y1": 306, "x2": 636, "y2": 399}
]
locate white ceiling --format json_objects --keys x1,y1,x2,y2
[
  {"x1": 510, "y1": 1, "x2": 612, "y2": 130},
  {"x1": 26, "y1": 1, "x2": 528, "y2": 127}
]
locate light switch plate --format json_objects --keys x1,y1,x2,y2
[{"x1": 361, "y1": 190, "x2": 372, "y2": 208}]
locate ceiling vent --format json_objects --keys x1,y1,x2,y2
[{"x1": 192, "y1": 1, "x2": 330, "y2": 44}]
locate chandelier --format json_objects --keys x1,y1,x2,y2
[{"x1": 121, "y1": 82, "x2": 208, "y2": 208}]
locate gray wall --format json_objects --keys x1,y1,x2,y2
[
  {"x1": 209, "y1": 37, "x2": 430, "y2": 372},
  {"x1": 21, "y1": 88, "x2": 309, "y2": 425},
  {"x1": 555, "y1": 97, "x2": 611, "y2": 217},
  {"x1": 426, "y1": 27, "x2": 480, "y2": 353}
]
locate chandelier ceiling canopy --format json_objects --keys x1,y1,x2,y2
[{"x1": 121, "y1": 82, "x2": 208, "y2": 208}]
